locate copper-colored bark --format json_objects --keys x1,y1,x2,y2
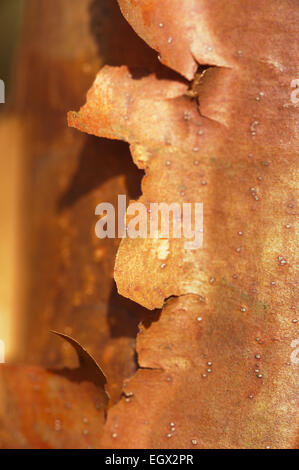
[
  {"x1": 0, "y1": 0, "x2": 297, "y2": 450},
  {"x1": 102, "y1": 295, "x2": 298, "y2": 448},
  {"x1": 0, "y1": 364, "x2": 106, "y2": 449},
  {"x1": 69, "y1": 0, "x2": 298, "y2": 448}
]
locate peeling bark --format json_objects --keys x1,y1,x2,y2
[{"x1": 70, "y1": 0, "x2": 299, "y2": 448}]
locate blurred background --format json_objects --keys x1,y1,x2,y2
[
  {"x1": 0, "y1": 0, "x2": 23, "y2": 94},
  {"x1": 0, "y1": 0, "x2": 158, "y2": 402},
  {"x1": 0, "y1": 0, "x2": 23, "y2": 360}
]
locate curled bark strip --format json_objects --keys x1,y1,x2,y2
[{"x1": 50, "y1": 331, "x2": 108, "y2": 395}]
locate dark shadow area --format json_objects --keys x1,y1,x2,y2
[
  {"x1": 89, "y1": 0, "x2": 187, "y2": 85},
  {"x1": 107, "y1": 282, "x2": 147, "y2": 338},
  {"x1": 141, "y1": 308, "x2": 162, "y2": 329},
  {"x1": 108, "y1": 282, "x2": 161, "y2": 338},
  {"x1": 58, "y1": 135, "x2": 144, "y2": 211},
  {"x1": 128, "y1": 64, "x2": 188, "y2": 83},
  {"x1": 89, "y1": 0, "x2": 157, "y2": 69}
]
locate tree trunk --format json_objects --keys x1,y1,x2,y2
[{"x1": 11, "y1": 0, "x2": 153, "y2": 403}]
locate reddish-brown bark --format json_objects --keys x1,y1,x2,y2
[
  {"x1": 0, "y1": 364, "x2": 106, "y2": 448},
  {"x1": 70, "y1": 0, "x2": 298, "y2": 448},
  {"x1": 0, "y1": 0, "x2": 297, "y2": 449}
]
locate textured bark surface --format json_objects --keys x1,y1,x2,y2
[
  {"x1": 102, "y1": 295, "x2": 298, "y2": 449},
  {"x1": 0, "y1": 0, "x2": 297, "y2": 450},
  {"x1": 70, "y1": 0, "x2": 298, "y2": 448},
  {"x1": 0, "y1": 364, "x2": 106, "y2": 449}
]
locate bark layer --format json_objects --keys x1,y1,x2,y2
[{"x1": 70, "y1": 0, "x2": 299, "y2": 448}]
